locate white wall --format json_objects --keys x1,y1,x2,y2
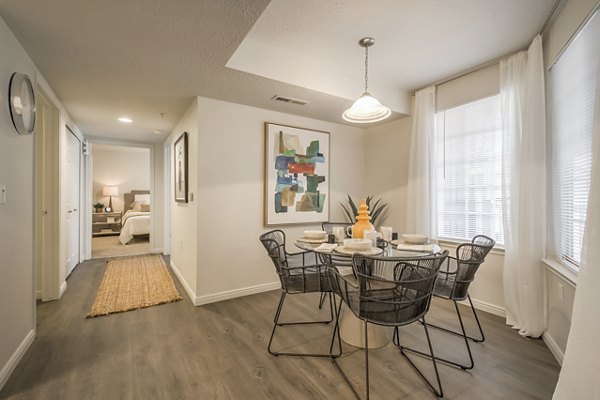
[
  {"x1": 92, "y1": 145, "x2": 150, "y2": 212},
  {"x1": 165, "y1": 100, "x2": 199, "y2": 302},
  {"x1": 0, "y1": 16, "x2": 82, "y2": 390},
  {"x1": 364, "y1": 116, "x2": 412, "y2": 231},
  {"x1": 0, "y1": 16, "x2": 37, "y2": 390},
  {"x1": 166, "y1": 97, "x2": 366, "y2": 304}
]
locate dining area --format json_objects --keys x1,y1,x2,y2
[{"x1": 259, "y1": 198, "x2": 501, "y2": 399}]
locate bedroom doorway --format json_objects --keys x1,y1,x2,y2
[{"x1": 90, "y1": 143, "x2": 152, "y2": 259}]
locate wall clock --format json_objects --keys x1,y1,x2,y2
[{"x1": 8, "y1": 72, "x2": 36, "y2": 135}]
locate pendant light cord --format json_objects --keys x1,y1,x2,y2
[{"x1": 364, "y1": 45, "x2": 369, "y2": 93}]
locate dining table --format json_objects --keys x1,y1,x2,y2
[{"x1": 294, "y1": 238, "x2": 442, "y2": 349}]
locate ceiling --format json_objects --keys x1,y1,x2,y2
[{"x1": 0, "y1": 0, "x2": 556, "y2": 143}]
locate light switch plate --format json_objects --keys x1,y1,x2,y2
[{"x1": 0, "y1": 184, "x2": 6, "y2": 204}]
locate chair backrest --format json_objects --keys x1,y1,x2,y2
[
  {"x1": 350, "y1": 251, "x2": 449, "y2": 326},
  {"x1": 450, "y1": 235, "x2": 496, "y2": 299},
  {"x1": 259, "y1": 230, "x2": 287, "y2": 276},
  {"x1": 322, "y1": 222, "x2": 352, "y2": 237}
]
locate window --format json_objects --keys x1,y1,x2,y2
[
  {"x1": 549, "y1": 10, "x2": 599, "y2": 268},
  {"x1": 435, "y1": 95, "x2": 504, "y2": 244}
]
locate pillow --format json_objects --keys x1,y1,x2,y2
[
  {"x1": 141, "y1": 204, "x2": 150, "y2": 212},
  {"x1": 134, "y1": 194, "x2": 150, "y2": 204},
  {"x1": 130, "y1": 201, "x2": 143, "y2": 211}
]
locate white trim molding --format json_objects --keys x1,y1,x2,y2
[
  {"x1": 543, "y1": 331, "x2": 564, "y2": 365},
  {"x1": 59, "y1": 281, "x2": 68, "y2": 298},
  {"x1": 0, "y1": 330, "x2": 35, "y2": 391},
  {"x1": 459, "y1": 297, "x2": 506, "y2": 318},
  {"x1": 169, "y1": 260, "x2": 196, "y2": 304},
  {"x1": 195, "y1": 282, "x2": 281, "y2": 306}
]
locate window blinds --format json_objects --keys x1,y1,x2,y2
[
  {"x1": 435, "y1": 95, "x2": 504, "y2": 244},
  {"x1": 549, "y1": 10, "x2": 599, "y2": 267}
]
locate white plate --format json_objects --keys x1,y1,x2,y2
[
  {"x1": 334, "y1": 246, "x2": 383, "y2": 256},
  {"x1": 343, "y1": 238, "x2": 372, "y2": 251},
  {"x1": 304, "y1": 230, "x2": 328, "y2": 239},
  {"x1": 402, "y1": 234, "x2": 428, "y2": 245}
]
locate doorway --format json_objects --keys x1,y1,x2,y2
[{"x1": 90, "y1": 143, "x2": 152, "y2": 258}]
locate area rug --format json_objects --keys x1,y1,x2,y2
[{"x1": 87, "y1": 254, "x2": 182, "y2": 318}]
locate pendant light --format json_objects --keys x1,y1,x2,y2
[{"x1": 343, "y1": 37, "x2": 391, "y2": 123}]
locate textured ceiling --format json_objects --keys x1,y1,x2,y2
[
  {"x1": 229, "y1": 0, "x2": 556, "y2": 113},
  {"x1": 0, "y1": 0, "x2": 556, "y2": 142}
]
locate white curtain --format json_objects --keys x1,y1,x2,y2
[
  {"x1": 500, "y1": 35, "x2": 547, "y2": 337},
  {"x1": 552, "y1": 69, "x2": 600, "y2": 400},
  {"x1": 406, "y1": 86, "x2": 437, "y2": 238}
]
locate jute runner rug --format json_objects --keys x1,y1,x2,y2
[{"x1": 87, "y1": 254, "x2": 182, "y2": 318}]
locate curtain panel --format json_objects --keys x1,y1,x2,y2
[{"x1": 500, "y1": 35, "x2": 547, "y2": 337}]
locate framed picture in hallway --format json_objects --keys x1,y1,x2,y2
[
  {"x1": 174, "y1": 132, "x2": 188, "y2": 203},
  {"x1": 264, "y1": 122, "x2": 330, "y2": 226}
]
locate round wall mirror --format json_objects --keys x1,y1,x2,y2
[{"x1": 9, "y1": 72, "x2": 36, "y2": 135}]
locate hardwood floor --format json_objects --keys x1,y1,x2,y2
[{"x1": 0, "y1": 257, "x2": 560, "y2": 399}]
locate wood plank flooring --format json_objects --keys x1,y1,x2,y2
[{"x1": 0, "y1": 256, "x2": 560, "y2": 399}]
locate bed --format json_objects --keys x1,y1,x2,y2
[{"x1": 119, "y1": 190, "x2": 151, "y2": 245}]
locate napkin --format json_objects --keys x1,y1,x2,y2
[
  {"x1": 314, "y1": 243, "x2": 338, "y2": 253},
  {"x1": 396, "y1": 243, "x2": 436, "y2": 252}
]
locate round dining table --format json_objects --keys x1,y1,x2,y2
[{"x1": 294, "y1": 239, "x2": 442, "y2": 349}]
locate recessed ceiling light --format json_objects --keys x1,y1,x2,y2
[
  {"x1": 118, "y1": 117, "x2": 133, "y2": 123},
  {"x1": 153, "y1": 129, "x2": 163, "y2": 134}
]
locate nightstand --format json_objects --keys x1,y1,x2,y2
[{"x1": 92, "y1": 212, "x2": 123, "y2": 236}]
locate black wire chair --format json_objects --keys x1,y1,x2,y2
[
  {"x1": 403, "y1": 235, "x2": 495, "y2": 370},
  {"x1": 259, "y1": 229, "x2": 338, "y2": 358},
  {"x1": 329, "y1": 251, "x2": 449, "y2": 399}
]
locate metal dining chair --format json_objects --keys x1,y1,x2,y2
[
  {"x1": 259, "y1": 229, "x2": 338, "y2": 358},
  {"x1": 329, "y1": 251, "x2": 449, "y2": 399},
  {"x1": 403, "y1": 235, "x2": 495, "y2": 370}
]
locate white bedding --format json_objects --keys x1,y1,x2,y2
[{"x1": 119, "y1": 210, "x2": 150, "y2": 245}]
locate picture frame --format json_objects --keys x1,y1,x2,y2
[
  {"x1": 264, "y1": 122, "x2": 330, "y2": 226},
  {"x1": 174, "y1": 132, "x2": 188, "y2": 203}
]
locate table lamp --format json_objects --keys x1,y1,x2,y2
[{"x1": 102, "y1": 185, "x2": 119, "y2": 212}]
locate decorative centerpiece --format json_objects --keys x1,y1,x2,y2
[{"x1": 350, "y1": 198, "x2": 374, "y2": 238}]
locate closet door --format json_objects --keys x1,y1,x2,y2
[{"x1": 66, "y1": 129, "x2": 81, "y2": 276}]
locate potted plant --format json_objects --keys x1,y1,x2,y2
[
  {"x1": 340, "y1": 195, "x2": 388, "y2": 228},
  {"x1": 93, "y1": 202, "x2": 104, "y2": 213}
]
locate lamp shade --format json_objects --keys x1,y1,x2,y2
[
  {"x1": 102, "y1": 185, "x2": 119, "y2": 196},
  {"x1": 343, "y1": 92, "x2": 391, "y2": 123}
]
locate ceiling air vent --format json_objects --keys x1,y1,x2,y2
[{"x1": 271, "y1": 95, "x2": 309, "y2": 106}]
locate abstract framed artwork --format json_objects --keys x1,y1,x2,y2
[
  {"x1": 264, "y1": 122, "x2": 330, "y2": 226},
  {"x1": 174, "y1": 132, "x2": 188, "y2": 203}
]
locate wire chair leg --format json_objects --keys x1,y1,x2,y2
[
  {"x1": 318, "y1": 292, "x2": 327, "y2": 309},
  {"x1": 467, "y1": 294, "x2": 485, "y2": 342},
  {"x1": 398, "y1": 317, "x2": 444, "y2": 398},
  {"x1": 453, "y1": 300, "x2": 475, "y2": 369},
  {"x1": 423, "y1": 294, "x2": 485, "y2": 343},
  {"x1": 268, "y1": 290, "x2": 335, "y2": 358},
  {"x1": 364, "y1": 320, "x2": 370, "y2": 400},
  {"x1": 401, "y1": 301, "x2": 475, "y2": 370},
  {"x1": 328, "y1": 294, "x2": 343, "y2": 358}
]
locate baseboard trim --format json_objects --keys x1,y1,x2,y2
[
  {"x1": 542, "y1": 331, "x2": 564, "y2": 365},
  {"x1": 169, "y1": 260, "x2": 197, "y2": 304},
  {"x1": 195, "y1": 282, "x2": 280, "y2": 306},
  {"x1": 459, "y1": 297, "x2": 506, "y2": 318},
  {"x1": 35, "y1": 290, "x2": 42, "y2": 300},
  {"x1": 152, "y1": 248, "x2": 164, "y2": 254},
  {"x1": 0, "y1": 329, "x2": 35, "y2": 392},
  {"x1": 59, "y1": 281, "x2": 67, "y2": 298}
]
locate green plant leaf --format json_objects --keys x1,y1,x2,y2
[
  {"x1": 340, "y1": 203, "x2": 354, "y2": 222},
  {"x1": 348, "y1": 195, "x2": 358, "y2": 219}
]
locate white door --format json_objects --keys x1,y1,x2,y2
[{"x1": 66, "y1": 130, "x2": 81, "y2": 276}]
